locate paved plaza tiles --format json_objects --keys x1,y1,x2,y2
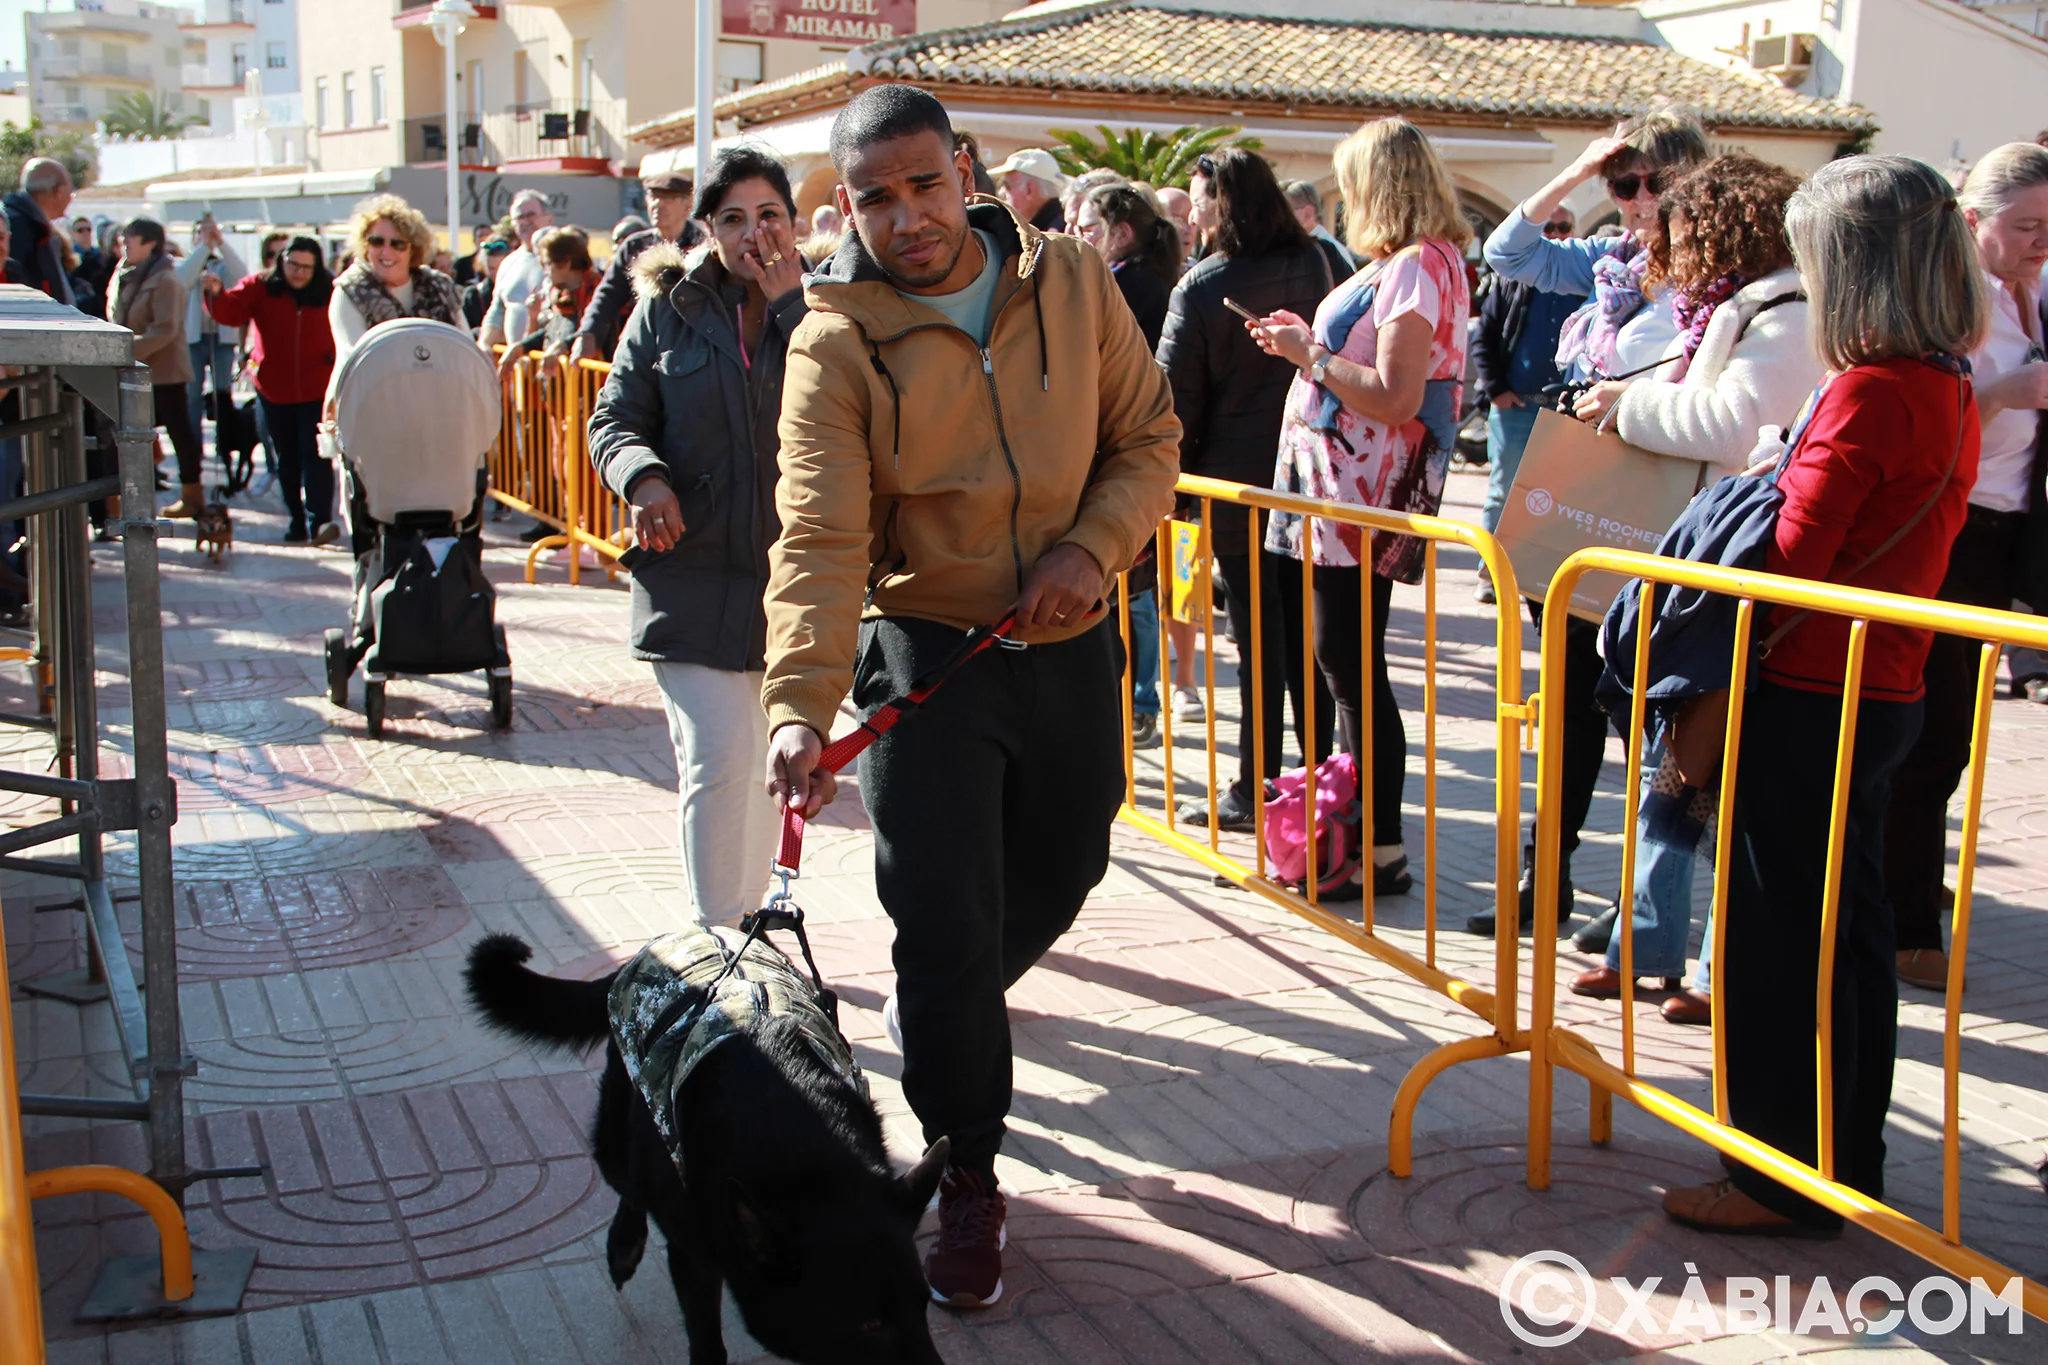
[{"x1": 12, "y1": 468, "x2": 2048, "y2": 1363}]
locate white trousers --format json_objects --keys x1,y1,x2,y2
[{"x1": 652, "y1": 662, "x2": 777, "y2": 928}]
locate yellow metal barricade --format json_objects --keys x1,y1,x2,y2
[
  {"x1": 484, "y1": 354, "x2": 626, "y2": 586},
  {"x1": 1118, "y1": 474, "x2": 1528, "y2": 1175},
  {"x1": 2, "y1": 898, "x2": 197, "y2": 1361},
  {"x1": 1527, "y1": 546, "x2": 2048, "y2": 1321}
]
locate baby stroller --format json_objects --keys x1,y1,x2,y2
[{"x1": 320, "y1": 318, "x2": 512, "y2": 738}]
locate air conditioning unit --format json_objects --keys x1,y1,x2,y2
[{"x1": 1748, "y1": 32, "x2": 1816, "y2": 83}]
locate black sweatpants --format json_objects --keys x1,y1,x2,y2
[
  {"x1": 1218, "y1": 551, "x2": 1332, "y2": 803},
  {"x1": 154, "y1": 382, "x2": 203, "y2": 485},
  {"x1": 857, "y1": 615, "x2": 1125, "y2": 1183},
  {"x1": 257, "y1": 395, "x2": 334, "y2": 528},
  {"x1": 1721, "y1": 682, "x2": 1920, "y2": 1227},
  {"x1": 1280, "y1": 565, "x2": 1405, "y2": 847},
  {"x1": 1883, "y1": 508, "x2": 2023, "y2": 951},
  {"x1": 1525, "y1": 600, "x2": 1617, "y2": 859}
]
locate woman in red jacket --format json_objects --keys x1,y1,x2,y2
[
  {"x1": 202, "y1": 236, "x2": 338, "y2": 544},
  {"x1": 1662, "y1": 156, "x2": 1986, "y2": 1238}
]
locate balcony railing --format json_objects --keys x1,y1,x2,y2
[
  {"x1": 403, "y1": 97, "x2": 627, "y2": 166},
  {"x1": 181, "y1": 62, "x2": 245, "y2": 88},
  {"x1": 34, "y1": 102, "x2": 94, "y2": 125},
  {"x1": 36, "y1": 57, "x2": 154, "y2": 84}
]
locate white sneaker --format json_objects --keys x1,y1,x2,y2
[
  {"x1": 882, "y1": 992, "x2": 903, "y2": 1051},
  {"x1": 1171, "y1": 687, "x2": 1204, "y2": 722}
]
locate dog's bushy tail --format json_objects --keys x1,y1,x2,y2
[{"x1": 463, "y1": 934, "x2": 615, "y2": 1051}]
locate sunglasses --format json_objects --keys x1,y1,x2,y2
[
  {"x1": 1605, "y1": 171, "x2": 1666, "y2": 203},
  {"x1": 283, "y1": 257, "x2": 318, "y2": 271},
  {"x1": 1542, "y1": 221, "x2": 1574, "y2": 238},
  {"x1": 364, "y1": 233, "x2": 405, "y2": 250},
  {"x1": 1195, "y1": 154, "x2": 1217, "y2": 179}
]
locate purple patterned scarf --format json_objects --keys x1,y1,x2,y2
[{"x1": 1670, "y1": 273, "x2": 1748, "y2": 362}]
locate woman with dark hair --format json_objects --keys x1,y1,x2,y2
[
  {"x1": 1077, "y1": 183, "x2": 1179, "y2": 348},
  {"x1": 203, "y1": 235, "x2": 340, "y2": 543},
  {"x1": 1078, "y1": 181, "x2": 1182, "y2": 745},
  {"x1": 1158, "y1": 146, "x2": 1336, "y2": 832},
  {"x1": 586, "y1": 143, "x2": 810, "y2": 927},
  {"x1": 107, "y1": 217, "x2": 205, "y2": 518}
]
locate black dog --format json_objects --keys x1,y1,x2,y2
[
  {"x1": 204, "y1": 391, "x2": 260, "y2": 500},
  {"x1": 464, "y1": 934, "x2": 948, "y2": 1365}
]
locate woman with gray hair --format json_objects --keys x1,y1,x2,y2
[
  {"x1": 1662, "y1": 155, "x2": 1984, "y2": 1239},
  {"x1": 1883, "y1": 141, "x2": 2048, "y2": 992}
]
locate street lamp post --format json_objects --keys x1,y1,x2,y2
[
  {"x1": 428, "y1": 0, "x2": 476, "y2": 260},
  {"x1": 695, "y1": 0, "x2": 713, "y2": 201}
]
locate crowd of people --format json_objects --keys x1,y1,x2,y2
[
  {"x1": 5, "y1": 88, "x2": 2045, "y2": 1286},
  {"x1": 579, "y1": 92, "x2": 2048, "y2": 1280}
]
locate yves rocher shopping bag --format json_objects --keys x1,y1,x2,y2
[{"x1": 1494, "y1": 407, "x2": 1707, "y2": 621}]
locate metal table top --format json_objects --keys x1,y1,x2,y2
[{"x1": 0, "y1": 284, "x2": 134, "y2": 368}]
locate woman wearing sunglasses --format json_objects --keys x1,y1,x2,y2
[
  {"x1": 326, "y1": 194, "x2": 465, "y2": 386},
  {"x1": 1464, "y1": 109, "x2": 1709, "y2": 940},
  {"x1": 1882, "y1": 141, "x2": 2048, "y2": 995}
]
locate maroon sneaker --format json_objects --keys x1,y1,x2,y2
[{"x1": 925, "y1": 1166, "x2": 1007, "y2": 1307}]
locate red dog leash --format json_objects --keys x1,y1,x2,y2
[{"x1": 774, "y1": 610, "x2": 1021, "y2": 876}]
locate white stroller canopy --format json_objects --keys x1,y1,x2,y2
[{"x1": 333, "y1": 319, "x2": 502, "y2": 525}]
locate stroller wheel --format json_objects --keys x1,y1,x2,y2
[
  {"x1": 323, "y1": 628, "x2": 352, "y2": 708},
  {"x1": 364, "y1": 680, "x2": 387, "y2": 738},
  {"x1": 488, "y1": 671, "x2": 513, "y2": 730}
]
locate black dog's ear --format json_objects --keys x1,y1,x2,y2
[
  {"x1": 895, "y1": 1137, "x2": 950, "y2": 1216},
  {"x1": 728, "y1": 1178, "x2": 778, "y2": 1265}
]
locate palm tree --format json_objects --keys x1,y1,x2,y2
[
  {"x1": 101, "y1": 92, "x2": 201, "y2": 140},
  {"x1": 1045, "y1": 125, "x2": 1264, "y2": 189}
]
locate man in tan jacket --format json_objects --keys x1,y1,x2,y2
[{"x1": 763, "y1": 85, "x2": 1179, "y2": 1307}]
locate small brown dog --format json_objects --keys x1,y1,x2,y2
[{"x1": 195, "y1": 503, "x2": 232, "y2": 564}]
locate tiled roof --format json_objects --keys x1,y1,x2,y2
[{"x1": 631, "y1": 1, "x2": 1872, "y2": 144}]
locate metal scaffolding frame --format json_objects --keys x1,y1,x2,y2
[{"x1": 0, "y1": 285, "x2": 252, "y2": 1329}]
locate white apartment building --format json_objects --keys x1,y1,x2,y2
[
  {"x1": 24, "y1": 0, "x2": 195, "y2": 131},
  {"x1": 1633, "y1": 0, "x2": 2048, "y2": 169},
  {"x1": 293, "y1": 0, "x2": 1019, "y2": 215},
  {"x1": 178, "y1": 0, "x2": 303, "y2": 137}
]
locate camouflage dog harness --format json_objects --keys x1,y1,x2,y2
[{"x1": 608, "y1": 925, "x2": 865, "y2": 1163}]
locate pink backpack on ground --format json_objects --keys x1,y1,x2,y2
[{"x1": 1262, "y1": 752, "x2": 1363, "y2": 895}]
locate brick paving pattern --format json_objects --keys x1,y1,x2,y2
[{"x1": 12, "y1": 472, "x2": 2048, "y2": 1363}]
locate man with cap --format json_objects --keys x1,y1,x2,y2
[
  {"x1": 462, "y1": 233, "x2": 512, "y2": 333},
  {"x1": 990, "y1": 147, "x2": 1068, "y2": 233},
  {"x1": 570, "y1": 168, "x2": 708, "y2": 364}
]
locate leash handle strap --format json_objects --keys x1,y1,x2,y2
[{"x1": 776, "y1": 612, "x2": 1020, "y2": 873}]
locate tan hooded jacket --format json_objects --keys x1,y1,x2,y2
[{"x1": 762, "y1": 197, "x2": 1181, "y2": 738}]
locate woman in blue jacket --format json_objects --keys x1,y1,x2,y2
[{"x1": 1467, "y1": 109, "x2": 1708, "y2": 939}]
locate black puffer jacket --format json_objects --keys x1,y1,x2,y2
[
  {"x1": 1156, "y1": 241, "x2": 1332, "y2": 554},
  {"x1": 588, "y1": 243, "x2": 807, "y2": 669}
]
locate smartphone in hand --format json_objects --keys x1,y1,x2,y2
[{"x1": 1221, "y1": 296, "x2": 1261, "y2": 325}]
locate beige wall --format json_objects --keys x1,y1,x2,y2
[{"x1": 300, "y1": 1, "x2": 405, "y2": 171}]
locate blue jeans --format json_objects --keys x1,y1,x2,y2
[
  {"x1": 1606, "y1": 744, "x2": 1715, "y2": 987},
  {"x1": 1481, "y1": 397, "x2": 1542, "y2": 534},
  {"x1": 187, "y1": 336, "x2": 237, "y2": 446},
  {"x1": 1127, "y1": 586, "x2": 1160, "y2": 717}
]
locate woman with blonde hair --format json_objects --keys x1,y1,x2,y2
[
  {"x1": 1883, "y1": 141, "x2": 2048, "y2": 992},
  {"x1": 327, "y1": 193, "x2": 464, "y2": 380},
  {"x1": 1662, "y1": 154, "x2": 1983, "y2": 1238},
  {"x1": 1250, "y1": 116, "x2": 1473, "y2": 897}
]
